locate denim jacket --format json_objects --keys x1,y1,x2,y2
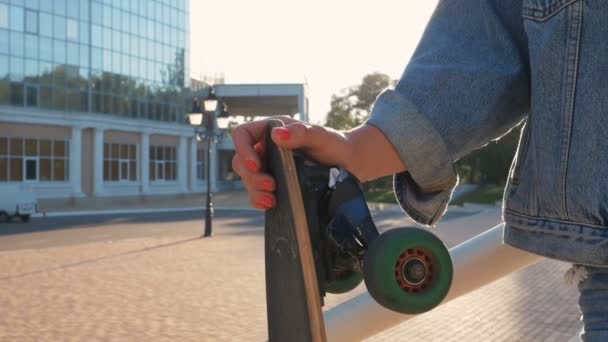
[{"x1": 367, "y1": 0, "x2": 608, "y2": 266}]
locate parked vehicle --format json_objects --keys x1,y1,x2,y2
[{"x1": 0, "y1": 191, "x2": 37, "y2": 223}]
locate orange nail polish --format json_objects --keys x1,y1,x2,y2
[
  {"x1": 261, "y1": 196, "x2": 273, "y2": 208},
  {"x1": 246, "y1": 160, "x2": 258, "y2": 172},
  {"x1": 261, "y1": 180, "x2": 273, "y2": 191},
  {"x1": 274, "y1": 128, "x2": 291, "y2": 141}
]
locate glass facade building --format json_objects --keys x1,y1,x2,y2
[
  {"x1": 0, "y1": 0, "x2": 206, "y2": 201},
  {"x1": 0, "y1": 0, "x2": 300, "y2": 202},
  {"x1": 0, "y1": 0, "x2": 189, "y2": 123}
]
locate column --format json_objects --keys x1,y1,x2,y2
[
  {"x1": 70, "y1": 126, "x2": 83, "y2": 197},
  {"x1": 298, "y1": 87, "x2": 309, "y2": 122},
  {"x1": 189, "y1": 138, "x2": 198, "y2": 192},
  {"x1": 93, "y1": 128, "x2": 104, "y2": 196},
  {"x1": 178, "y1": 136, "x2": 188, "y2": 192},
  {"x1": 140, "y1": 132, "x2": 150, "y2": 194}
]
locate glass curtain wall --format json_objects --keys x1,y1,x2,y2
[{"x1": 0, "y1": 0, "x2": 190, "y2": 123}]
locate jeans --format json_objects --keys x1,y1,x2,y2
[{"x1": 578, "y1": 266, "x2": 608, "y2": 341}]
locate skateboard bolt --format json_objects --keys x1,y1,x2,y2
[{"x1": 402, "y1": 257, "x2": 428, "y2": 286}]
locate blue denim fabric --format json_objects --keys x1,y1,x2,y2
[
  {"x1": 367, "y1": 0, "x2": 608, "y2": 267},
  {"x1": 578, "y1": 266, "x2": 608, "y2": 341}
]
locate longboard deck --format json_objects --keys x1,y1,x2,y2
[{"x1": 264, "y1": 120, "x2": 327, "y2": 342}]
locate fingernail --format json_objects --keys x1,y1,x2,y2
[
  {"x1": 261, "y1": 180, "x2": 273, "y2": 191},
  {"x1": 274, "y1": 127, "x2": 291, "y2": 141},
  {"x1": 261, "y1": 196, "x2": 273, "y2": 208},
  {"x1": 246, "y1": 160, "x2": 259, "y2": 172}
]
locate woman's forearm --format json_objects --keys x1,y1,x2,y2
[{"x1": 343, "y1": 124, "x2": 407, "y2": 182}]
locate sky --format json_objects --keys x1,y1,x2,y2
[{"x1": 190, "y1": 1, "x2": 438, "y2": 124}]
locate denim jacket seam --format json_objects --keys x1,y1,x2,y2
[
  {"x1": 394, "y1": 176, "x2": 434, "y2": 225},
  {"x1": 402, "y1": 196, "x2": 435, "y2": 226},
  {"x1": 505, "y1": 208, "x2": 608, "y2": 230},
  {"x1": 522, "y1": 0, "x2": 580, "y2": 22},
  {"x1": 559, "y1": 2, "x2": 583, "y2": 218}
]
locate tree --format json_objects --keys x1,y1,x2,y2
[
  {"x1": 325, "y1": 73, "x2": 394, "y2": 130},
  {"x1": 324, "y1": 72, "x2": 521, "y2": 199},
  {"x1": 455, "y1": 126, "x2": 521, "y2": 185}
]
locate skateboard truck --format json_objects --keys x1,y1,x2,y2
[
  {"x1": 294, "y1": 153, "x2": 453, "y2": 314},
  {"x1": 293, "y1": 155, "x2": 375, "y2": 293}
]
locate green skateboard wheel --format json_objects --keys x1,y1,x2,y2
[
  {"x1": 363, "y1": 227, "x2": 453, "y2": 314},
  {"x1": 326, "y1": 270, "x2": 363, "y2": 294}
]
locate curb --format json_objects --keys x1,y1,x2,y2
[{"x1": 32, "y1": 206, "x2": 258, "y2": 218}]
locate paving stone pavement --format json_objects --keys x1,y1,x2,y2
[{"x1": 0, "y1": 208, "x2": 583, "y2": 341}]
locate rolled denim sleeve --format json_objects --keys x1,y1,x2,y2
[{"x1": 367, "y1": 0, "x2": 530, "y2": 225}]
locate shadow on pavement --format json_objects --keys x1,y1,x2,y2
[
  {"x1": 0, "y1": 210, "x2": 262, "y2": 237},
  {"x1": 0, "y1": 237, "x2": 201, "y2": 281}
]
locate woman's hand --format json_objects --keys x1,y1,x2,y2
[{"x1": 231, "y1": 117, "x2": 406, "y2": 210}]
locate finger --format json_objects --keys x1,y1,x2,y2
[
  {"x1": 271, "y1": 122, "x2": 326, "y2": 151},
  {"x1": 231, "y1": 154, "x2": 250, "y2": 184},
  {"x1": 249, "y1": 190, "x2": 275, "y2": 210},
  {"x1": 231, "y1": 120, "x2": 269, "y2": 173},
  {"x1": 232, "y1": 154, "x2": 276, "y2": 192},
  {"x1": 250, "y1": 173, "x2": 276, "y2": 192}
]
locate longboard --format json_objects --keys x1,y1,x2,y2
[
  {"x1": 324, "y1": 223, "x2": 543, "y2": 341},
  {"x1": 264, "y1": 120, "x2": 327, "y2": 342}
]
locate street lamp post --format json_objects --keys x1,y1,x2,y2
[{"x1": 188, "y1": 88, "x2": 230, "y2": 238}]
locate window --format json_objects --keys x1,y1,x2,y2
[
  {"x1": 25, "y1": 34, "x2": 38, "y2": 58},
  {"x1": 25, "y1": 85, "x2": 38, "y2": 107},
  {"x1": 103, "y1": 143, "x2": 137, "y2": 181},
  {"x1": 0, "y1": 138, "x2": 6, "y2": 181},
  {"x1": 149, "y1": 145, "x2": 176, "y2": 181},
  {"x1": 25, "y1": 10, "x2": 37, "y2": 33},
  {"x1": 66, "y1": 19, "x2": 77, "y2": 41},
  {"x1": 25, "y1": 0, "x2": 39, "y2": 10},
  {"x1": 39, "y1": 12, "x2": 51, "y2": 37},
  {"x1": 24, "y1": 157, "x2": 37, "y2": 181},
  {"x1": 10, "y1": 31, "x2": 24, "y2": 57},
  {"x1": 0, "y1": 4, "x2": 8, "y2": 29},
  {"x1": 53, "y1": 15, "x2": 66, "y2": 40},
  {"x1": 67, "y1": 42, "x2": 78, "y2": 65},
  {"x1": 66, "y1": 0, "x2": 79, "y2": 19},
  {"x1": 39, "y1": 37, "x2": 51, "y2": 60},
  {"x1": 9, "y1": 56, "x2": 24, "y2": 81},
  {"x1": 10, "y1": 82, "x2": 23, "y2": 106},
  {"x1": 79, "y1": 21, "x2": 88, "y2": 44},
  {"x1": 0, "y1": 137, "x2": 69, "y2": 182},
  {"x1": 53, "y1": 0, "x2": 66, "y2": 16},
  {"x1": 10, "y1": 6, "x2": 24, "y2": 32},
  {"x1": 0, "y1": 29, "x2": 7, "y2": 54},
  {"x1": 53, "y1": 39, "x2": 65, "y2": 63},
  {"x1": 79, "y1": 0, "x2": 89, "y2": 22},
  {"x1": 218, "y1": 150, "x2": 240, "y2": 182}
]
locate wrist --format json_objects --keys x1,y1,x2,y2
[{"x1": 342, "y1": 124, "x2": 407, "y2": 182}]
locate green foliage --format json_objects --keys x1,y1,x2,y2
[
  {"x1": 364, "y1": 188, "x2": 397, "y2": 204},
  {"x1": 455, "y1": 126, "x2": 521, "y2": 185},
  {"x1": 325, "y1": 72, "x2": 523, "y2": 193},
  {"x1": 325, "y1": 72, "x2": 394, "y2": 130},
  {"x1": 451, "y1": 185, "x2": 505, "y2": 206}
]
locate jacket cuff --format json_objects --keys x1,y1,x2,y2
[{"x1": 366, "y1": 89, "x2": 458, "y2": 225}]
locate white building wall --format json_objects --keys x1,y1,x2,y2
[
  {"x1": 0, "y1": 83, "x2": 306, "y2": 200},
  {"x1": 178, "y1": 136, "x2": 188, "y2": 192}
]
